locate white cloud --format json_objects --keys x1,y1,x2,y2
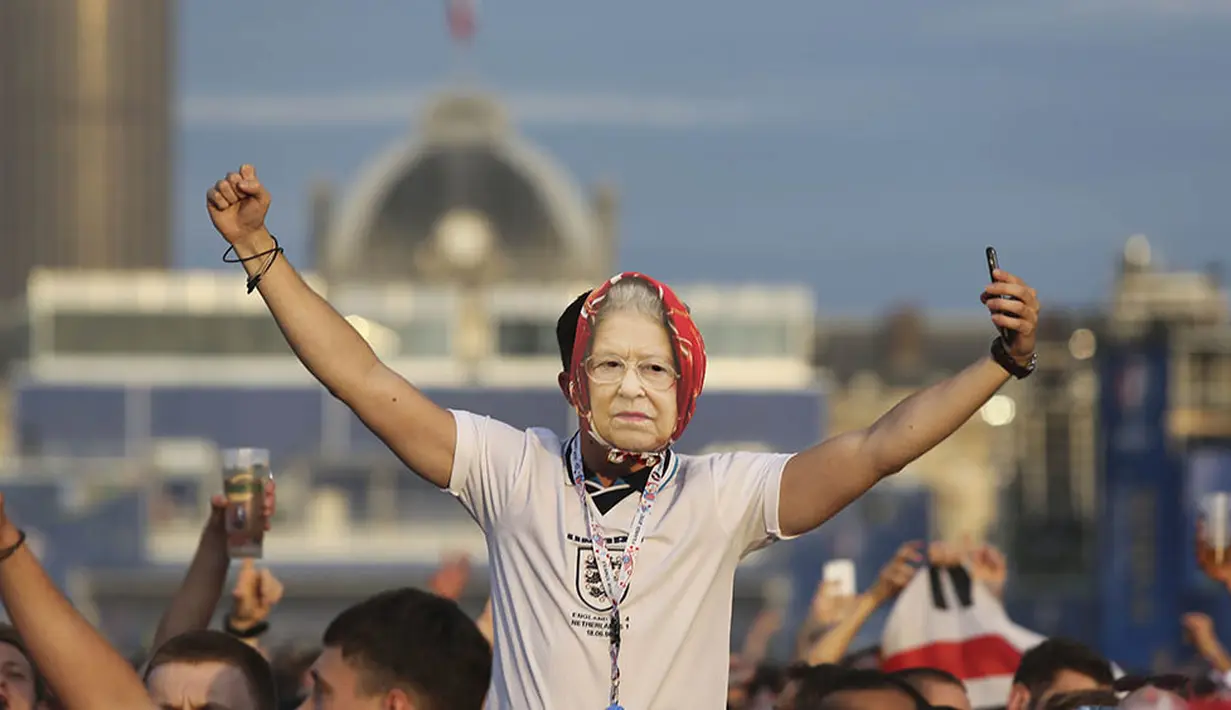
[{"x1": 179, "y1": 89, "x2": 821, "y2": 130}]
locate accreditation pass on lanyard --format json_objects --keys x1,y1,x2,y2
[{"x1": 567, "y1": 433, "x2": 674, "y2": 710}]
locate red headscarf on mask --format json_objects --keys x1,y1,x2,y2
[{"x1": 566, "y1": 272, "x2": 707, "y2": 464}]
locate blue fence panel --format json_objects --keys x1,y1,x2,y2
[
  {"x1": 13, "y1": 384, "x2": 128, "y2": 454},
  {"x1": 150, "y1": 386, "x2": 324, "y2": 461}
]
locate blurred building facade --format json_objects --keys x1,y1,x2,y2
[
  {"x1": 0, "y1": 0, "x2": 174, "y2": 300},
  {"x1": 815, "y1": 309, "x2": 1006, "y2": 543}
]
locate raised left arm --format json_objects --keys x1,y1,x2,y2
[
  {"x1": 778, "y1": 269, "x2": 1039, "y2": 537},
  {"x1": 151, "y1": 482, "x2": 275, "y2": 650},
  {"x1": 0, "y1": 498, "x2": 154, "y2": 710}
]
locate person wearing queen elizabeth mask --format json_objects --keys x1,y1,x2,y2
[{"x1": 206, "y1": 165, "x2": 1043, "y2": 710}]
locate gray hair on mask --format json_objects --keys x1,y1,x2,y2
[{"x1": 594, "y1": 277, "x2": 666, "y2": 327}]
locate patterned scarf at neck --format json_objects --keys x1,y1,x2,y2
[{"x1": 566, "y1": 272, "x2": 707, "y2": 469}]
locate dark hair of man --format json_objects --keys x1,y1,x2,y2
[
  {"x1": 1040, "y1": 688, "x2": 1120, "y2": 710},
  {"x1": 794, "y1": 668, "x2": 929, "y2": 710},
  {"x1": 321, "y1": 587, "x2": 491, "y2": 710},
  {"x1": 144, "y1": 630, "x2": 277, "y2": 710},
  {"x1": 892, "y1": 666, "x2": 967, "y2": 692},
  {"x1": 1012, "y1": 638, "x2": 1114, "y2": 700},
  {"x1": 269, "y1": 644, "x2": 319, "y2": 710},
  {"x1": 745, "y1": 663, "x2": 786, "y2": 697},
  {"x1": 786, "y1": 663, "x2": 848, "y2": 690},
  {"x1": 556, "y1": 290, "x2": 592, "y2": 371},
  {"x1": 0, "y1": 623, "x2": 48, "y2": 701}
]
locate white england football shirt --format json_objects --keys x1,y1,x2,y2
[{"x1": 446, "y1": 410, "x2": 795, "y2": 710}]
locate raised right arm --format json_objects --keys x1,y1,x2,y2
[{"x1": 207, "y1": 165, "x2": 456, "y2": 487}]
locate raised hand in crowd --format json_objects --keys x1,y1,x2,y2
[
  {"x1": 966, "y1": 537, "x2": 1008, "y2": 599},
  {"x1": 801, "y1": 541, "x2": 923, "y2": 666},
  {"x1": 928, "y1": 536, "x2": 1008, "y2": 599},
  {"x1": 151, "y1": 480, "x2": 276, "y2": 651},
  {"x1": 207, "y1": 164, "x2": 273, "y2": 248},
  {"x1": 794, "y1": 579, "x2": 859, "y2": 658},
  {"x1": 0, "y1": 494, "x2": 154, "y2": 710},
  {"x1": 871, "y1": 542, "x2": 923, "y2": 605},
  {"x1": 228, "y1": 559, "x2": 284, "y2": 650},
  {"x1": 1184, "y1": 611, "x2": 1231, "y2": 674},
  {"x1": 813, "y1": 580, "x2": 857, "y2": 627},
  {"x1": 428, "y1": 553, "x2": 472, "y2": 601}
]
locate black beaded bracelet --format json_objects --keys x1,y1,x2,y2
[
  {"x1": 224, "y1": 619, "x2": 270, "y2": 639},
  {"x1": 221, "y1": 235, "x2": 281, "y2": 264},
  {"x1": 990, "y1": 337, "x2": 1037, "y2": 380},
  {"x1": 0, "y1": 530, "x2": 27, "y2": 564},
  {"x1": 221, "y1": 235, "x2": 284, "y2": 294}
]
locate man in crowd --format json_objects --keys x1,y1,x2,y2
[
  {"x1": 893, "y1": 667, "x2": 971, "y2": 710},
  {"x1": 302, "y1": 587, "x2": 491, "y2": 710},
  {"x1": 791, "y1": 668, "x2": 929, "y2": 710},
  {"x1": 1006, "y1": 638, "x2": 1115, "y2": 710},
  {"x1": 144, "y1": 630, "x2": 277, "y2": 710},
  {"x1": 0, "y1": 624, "x2": 48, "y2": 710}
]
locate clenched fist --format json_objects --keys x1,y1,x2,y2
[
  {"x1": 206, "y1": 164, "x2": 272, "y2": 248},
  {"x1": 229, "y1": 558, "x2": 284, "y2": 631}
]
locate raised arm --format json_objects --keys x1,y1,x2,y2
[
  {"x1": 801, "y1": 542, "x2": 919, "y2": 666},
  {"x1": 0, "y1": 496, "x2": 152, "y2": 710},
  {"x1": 206, "y1": 165, "x2": 456, "y2": 487},
  {"x1": 778, "y1": 270, "x2": 1040, "y2": 537},
  {"x1": 151, "y1": 483, "x2": 275, "y2": 650}
]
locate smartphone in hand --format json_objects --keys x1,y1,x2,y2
[
  {"x1": 986, "y1": 246, "x2": 1018, "y2": 346},
  {"x1": 823, "y1": 559, "x2": 857, "y2": 598}
]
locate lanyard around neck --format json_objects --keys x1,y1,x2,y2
[{"x1": 566, "y1": 433, "x2": 673, "y2": 710}]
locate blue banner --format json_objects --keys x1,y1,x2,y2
[{"x1": 1098, "y1": 335, "x2": 1181, "y2": 670}]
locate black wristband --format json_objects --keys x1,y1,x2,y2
[
  {"x1": 224, "y1": 619, "x2": 269, "y2": 639},
  {"x1": 245, "y1": 245, "x2": 282, "y2": 294},
  {"x1": 0, "y1": 530, "x2": 26, "y2": 564},
  {"x1": 991, "y1": 337, "x2": 1036, "y2": 379},
  {"x1": 222, "y1": 235, "x2": 281, "y2": 264},
  {"x1": 221, "y1": 234, "x2": 284, "y2": 294}
]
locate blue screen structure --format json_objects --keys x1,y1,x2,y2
[{"x1": 1097, "y1": 336, "x2": 1182, "y2": 670}]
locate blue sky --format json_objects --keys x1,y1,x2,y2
[{"x1": 176, "y1": 0, "x2": 1231, "y2": 314}]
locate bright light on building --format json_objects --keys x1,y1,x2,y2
[
  {"x1": 980, "y1": 394, "x2": 1016, "y2": 427},
  {"x1": 1068, "y1": 328, "x2": 1097, "y2": 360},
  {"x1": 434, "y1": 208, "x2": 494, "y2": 271}
]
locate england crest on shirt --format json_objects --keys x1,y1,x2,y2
[{"x1": 572, "y1": 536, "x2": 631, "y2": 612}]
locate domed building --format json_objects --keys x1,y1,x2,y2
[{"x1": 314, "y1": 90, "x2": 617, "y2": 286}]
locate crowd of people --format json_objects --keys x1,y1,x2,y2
[
  {"x1": 4, "y1": 523, "x2": 1231, "y2": 709},
  {"x1": 0, "y1": 164, "x2": 1214, "y2": 708}
]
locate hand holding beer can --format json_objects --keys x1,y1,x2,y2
[{"x1": 222, "y1": 448, "x2": 272, "y2": 559}]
